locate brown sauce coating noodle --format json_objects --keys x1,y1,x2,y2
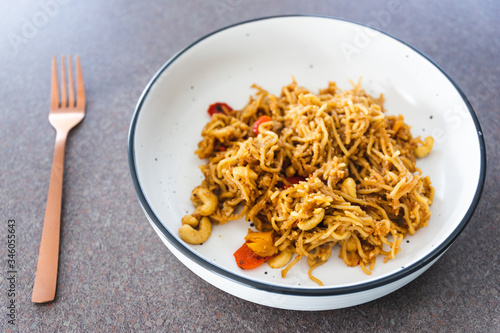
[{"x1": 182, "y1": 79, "x2": 434, "y2": 285}]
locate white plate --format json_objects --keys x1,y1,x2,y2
[{"x1": 128, "y1": 16, "x2": 485, "y2": 310}]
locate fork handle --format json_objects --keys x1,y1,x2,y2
[{"x1": 32, "y1": 130, "x2": 68, "y2": 303}]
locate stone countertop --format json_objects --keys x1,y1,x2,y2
[{"x1": 0, "y1": 1, "x2": 498, "y2": 332}]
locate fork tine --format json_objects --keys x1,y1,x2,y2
[
  {"x1": 67, "y1": 55, "x2": 75, "y2": 107},
  {"x1": 60, "y1": 56, "x2": 67, "y2": 108},
  {"x1": 50, "y1": 57, "x2": 59, "y2": 110},
  {"x1": 75, "y1": 55, "x2": 86, "y2": 108}
]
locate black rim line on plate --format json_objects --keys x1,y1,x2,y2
[{"x1": 127, "y1": 15, "x2": 487, "y2": 297}]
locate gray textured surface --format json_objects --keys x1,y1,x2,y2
[{"x1": 0, "y1": 1, "x2": 499, "y2": 332}]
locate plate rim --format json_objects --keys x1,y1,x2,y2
[{"x1": 127, "y1": 14, "x2": 486, "y2": 297}]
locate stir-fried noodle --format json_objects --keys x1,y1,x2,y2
[{"x1": 179, "y1": 79, "x2": 434, "y2": 285}]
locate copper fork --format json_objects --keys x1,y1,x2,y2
[{"x1": 32, "y1": 56, "x2": 86, "y2": 303}]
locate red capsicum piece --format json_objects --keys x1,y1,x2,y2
[
  {"x1": 252, "y1": 116, "x2": 272, "y2": 135},
  {"x1": 277, "y1": 176, "x2": 307, "y2": 189},
  {"x1": 234, "y1": 242, "x2": 273, "y2": 270},
  {"x1": 285, "y1": 176, "x2": 306, "y2": 185},
  {"x1": 207, "y1": 102, "x2": 233, "y2": 116}
]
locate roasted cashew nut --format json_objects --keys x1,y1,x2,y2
[
  {"x1": 181, "y1": 214, "x2": 199, "y2": 227},
  {"x1": 341, "y1": 177, "x2": 357, "y2": 198},
  {"x1": 179, "y1": 216, "x2": 212, "y2": 245},
  {"x1": 344, "y1": 236, "x2": 358, "y2": 252},
  {"x1": 232, "y1": 166, "x2": 258, "y2": 181},
  {"x1": 285, "y1": 165, "x2": 296, "y2": 177},
  {"x1": 192, "y1": 187, "x2": 218, "y2": 216},
  {"x1": 268, "y1": 250, "x2": 294, "y2": 269},
  {"x1": 298, "y1": 208, "x2": 325, "y2": 231},
  {"x1": 414, "y1": 136, "x2": 434, "y2": 158}
]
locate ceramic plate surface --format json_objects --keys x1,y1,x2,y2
[{"x1": 128, "y1": 16, "x2": 485, "y2": 310}]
